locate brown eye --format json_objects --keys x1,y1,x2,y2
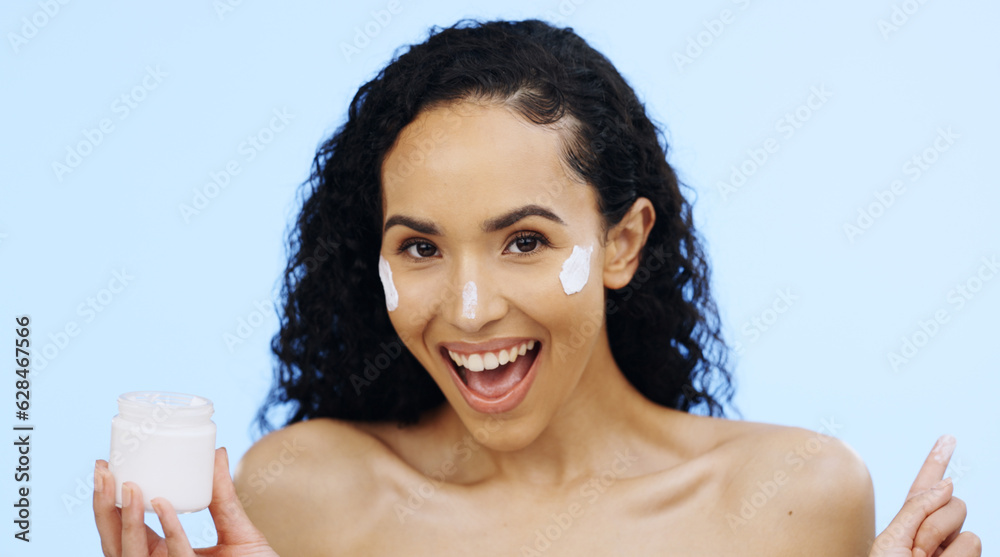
[
  {"x1": 511, "y1": 236, "x2": 538, "y2": 253},
  {"x1": 416, "y1": 243, "x2": 437, "y2": 257},
  {"x1": 404, "y1": 241, "x2": 438, "y2": 258},
  {"x1": 508, "y1": 232, "x2": 550, "y2": 255}
]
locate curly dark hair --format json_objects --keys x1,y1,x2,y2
[{"x1": 255, "y1": 18, "x2": 736, "y2": 434}]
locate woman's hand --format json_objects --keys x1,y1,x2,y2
[
  {"x1": 869, "y1": 435, "x2": 981, "y2": 557},
  {"x1": 94, "y1": 447, "x2": 280, "y2": 557}
]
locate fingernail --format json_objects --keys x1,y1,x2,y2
[
  {"x1": 933, "y1": 477, "x2": 953, "y2": 491},
  {"x1": 94, "y1": 463, "x2": 103, "y2": 493},
  {"x1": 122, "y1": 483, "x2": 132, "y2": 507},
  {"x1": 914, "y1": 548, "x2": 927, "y2": 557}
]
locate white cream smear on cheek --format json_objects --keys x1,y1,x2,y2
[
  {"x1": 559, "y1": 244, "x2": 594, "y2": 295},
  {"x1": 462, "y1": 281, "x2": 477, "y2": 319},
  {"x1": 378, "y1": 255, "x2": 399, "y2": 311}
]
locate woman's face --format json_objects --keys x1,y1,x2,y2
[{"x1": 379, "y1": 102, "x2": 611, "y2": 449}]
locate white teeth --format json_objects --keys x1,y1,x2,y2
[
  {"x1": 466, "y1": 353, "x2": 485, "y2": 372},
  {"x1": 483, "y1": 352, "x2": 499, "y2": 370},
  {"x1": 448, "y1": 341, "x2": 538, "y2": 372}
]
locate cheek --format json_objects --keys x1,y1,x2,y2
[
  {"x1": 515, "y1": 245, "x2": 601, "y2": 319},
  {"x1": 386, "y1": 270, "x2": 455, "y2": 340},
  {"x1": 545, "y1": 245, "x2": 605, "y2": 363}
]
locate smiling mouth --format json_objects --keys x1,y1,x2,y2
[{"x1": 441, "y1": 341, "x2": 541, "y2": 399}]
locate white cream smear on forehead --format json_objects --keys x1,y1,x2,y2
[
  {"x1": 378, "y1": 255, "x2": 399, "y2": 311},
  {"x1": 559, "y1": 244, "x2": 594, "y2": 295},
  {"x1": 462, "y1": 281, "x2": 477, "y2": 319}
]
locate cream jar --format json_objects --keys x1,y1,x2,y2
[{"x1": 108, "y1": 391, "x2": 216, "y2": 513}]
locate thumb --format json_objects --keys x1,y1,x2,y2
[
  {"x1": 209, "y1": 447, "x2": 266, "y2": 546},
  {"x1": 870, "y1": 477, "x2": 953, "y2": 556}
]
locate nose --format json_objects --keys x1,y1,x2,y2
[{"x1": 445, "y1": 265, "x2": 507, "y2": 333}]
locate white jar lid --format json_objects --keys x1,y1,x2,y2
[{"x1": 117, "y1": 391, "x2": 214, "y2": 421}]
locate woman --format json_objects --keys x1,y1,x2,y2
[{"x1": 93, "y1": 19, "x2": 980, "y2": 556}]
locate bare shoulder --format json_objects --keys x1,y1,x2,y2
[
  {"x1": 233, "y1": 418, "x2": 397, "y2": 555},
  {"x1": 712, "y1": 419, "x2": 875, "y2": 556}
]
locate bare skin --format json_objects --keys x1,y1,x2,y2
[
  {"x1": 234, "y1": 401, "x2": 872, "y2": 556},
  {"x1": 238, "y1": 102, "x2": 876, "y2": 555},
  {"x1": 93, "y1": 101, "x2": 980, "y2": 556}
]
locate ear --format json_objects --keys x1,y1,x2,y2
[{"x1": 603, "y1": 197, "x2": 656, "y2": 290}]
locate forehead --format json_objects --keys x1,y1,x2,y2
[{"x1": 380, "y1": 102, "x2": 595, "y2": 221}]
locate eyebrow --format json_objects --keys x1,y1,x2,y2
[{"x1": 383, "y1": 204, "x2": 567, "y2": 235}]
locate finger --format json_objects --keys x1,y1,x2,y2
[
  {"x1": 93, "y1": 461, "x2": 123, "y2": 557},
  {"x1": 929, "y1": 529, "x2": 962, "y2": 557},
  {"x1": 908, "y1": 434, "x2": 956, "y2": 499},
  {"x1": 209, "y1": 447, "x2": 265, "y2": 546},
  {"x1": 939, "y1": 531, "x2": 982, "y2": 556},
  {"x1": 874, "y1": 478, "x2": 953, "y2": 552},
  {"x1": 152, "y1": 498, "x2": 196, "y2": 557},
  {"x1": 120, "y1": 482, "x2": 154, "y2": 557},
  {"x1": 913, "y1": 496, "x2": 967, "y2": 557}
]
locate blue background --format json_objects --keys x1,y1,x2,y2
[{"x1": 1, "y1": 0, "x2": 997, "y2": 553}]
